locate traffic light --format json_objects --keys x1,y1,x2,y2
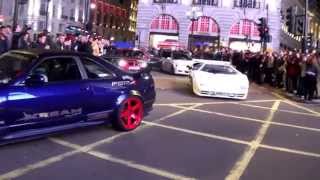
[
  {"x1": 258, "y1": 17, "x2": 265, "y2": 40},
  {"x1": 296, "y1": 19, "x2": 304, "y2": 36},
  {"x1": 286, "y1": 7, "x2": 294, "y2": 33},
  {"x1": 306, "y1": 33, "x2": 313, "y2": 49},
  {"x1": 258, "y1": 17, "x2": 269, "y2": 42}
]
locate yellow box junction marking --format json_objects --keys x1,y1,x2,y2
[
  {"x1": 51, "y1": 138, "x2": 196, "y2": 180},
  {"x1": 225, "y1": 100, "x2": 281, "y2": 180}
]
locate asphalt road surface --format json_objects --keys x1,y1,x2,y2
[{"x1": 1, "y1": 71, "x2": 320, "y2": 180}]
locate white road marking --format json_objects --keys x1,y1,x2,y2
[
  {"x1": 51, "y1": 138, "x2": 196, "y2": 180},
  {"x1": 225, "y1": 100, "x2": 281, "y2": 180},
  {"x1": 143, "y1": 121, "x2": 250, "y2": 146},
  {"x1": 144, "y1": 120, "x2": 320, "y2": 159}
]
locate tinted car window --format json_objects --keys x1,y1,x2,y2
[
  {"x1": 81, "y1": 58, "x2": 114, "y2": 79},
  {"x1": 201, "y1": 64, "x2": 237, "y2": 74},
  {"x1": 172, "y1": 52, "x2": 192, "y2": 60},
  {"x1": 0, "y1": 53, "x2": 34, "y2": 84},
  {"x1": 192, "y1": 63, "x2": 203, "y2": 70},
  {"x1": 32, "y1": 57, "x2": 82, "y2": 82}
]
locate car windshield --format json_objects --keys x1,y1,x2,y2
[
  {"x1": 0, "y1": 52, "x2": 35, "y2": 84},
  {"x1": 201, "y1": 64, "x2": 237, "y2": 75}
]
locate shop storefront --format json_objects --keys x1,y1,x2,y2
[{"x1": 188, "y1": 16, "x2": 220, "y2": 51}]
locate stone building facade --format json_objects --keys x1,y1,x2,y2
[{"x1": 136, "y1": 0, "x2": 282, "y2": 52}]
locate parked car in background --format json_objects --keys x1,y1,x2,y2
[
  {"x1": 160, "y1": 50, "x2": 193, "y2": 75},
  {"x1": 103, "y1": 48, "x2": 148, "y2": 72}
]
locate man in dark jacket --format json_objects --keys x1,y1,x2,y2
[
  {"x1": 52, "y1": 33, "x2": 66, "y2": 51},
  {"x1": 304, "y1": 56, "x2": 318, "y2": 101},
  {"x1": 75, "y1": 34, "x2": 92, "y2": 54},
  {"x1": 0, "y1": 26, "x2": 8, "y2": 54},
  {"x1": 32, "y1": 33, "x2": 50, "y2": 49}
]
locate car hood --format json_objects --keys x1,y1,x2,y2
[{"x1": 194, "y1": 71, "x2": 249, "y2": 90}]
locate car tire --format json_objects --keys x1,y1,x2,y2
[{"x1": 112, "y1": 96, "x2": 144, "y2": 131}]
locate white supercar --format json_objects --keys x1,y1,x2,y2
[
  {"x1": 189, "y1": 61, "x2": 249, "y2": 100},
  {"x1": 160, "y1": 51, "x2": 194, "y2": 75}
]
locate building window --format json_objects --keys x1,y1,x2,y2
[
  {"x1": 79, "y1": 9, "x2": 84, "y2": 22},
  {"x1": 189, "y1": 16, "x2": 219, "y2": 34},
  {"x1": 230, "y1": 22, "x2": 240, "y2": 35},
  {"x1": 153, "y1": 0, "x2": 178, "y2": 4},
  {"x1": 242, "y1": 19, "x2": 251, "y2": 36},
  {"x1": 39, "y1": 2, "x2": 47, "y2": 16},
  {"x1": 234, "y1": 0, "x2": 260, "y2": 9},
  {"x1": 52, "y1": 5, "x2": 56, "y2": 18},
  {"x1": 79, "y1": 0, "x2": 84, "y2": 6},
  {"x1": 38, "y1": 21, "x2": 45, "y2": 31},
  {"x1": 230, "y1": 19, "x2": 260, "y2": 38},
  {"x1": 151, "y1": 14, "x2": 178, "y2": 31},
  {"x1": 59, "y1": 24, "x2": 64, "y2": 32},
  {"x1": 70, "y1": 9, "x2": 75, "y2": 21},
  {"x1": 193, "y1": 0, "x2": 218, "y2": 6},
  {"x1": 199, "y1": 16, "x2": 209, "y2": 32}
]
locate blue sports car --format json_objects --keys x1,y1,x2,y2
[{"x1": 0, "y1": 50, "x2": 156, "y2": 145}]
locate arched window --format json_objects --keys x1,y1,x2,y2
[
  {"x1": 150, "y1": 14, "x2": 179, "y2": 33},
  {"x1": 189, "y1": 16, "x2": 219, "y2": 35},
  {"x1": 229, "y1": 19, "x2": 260, "y2": 39}
]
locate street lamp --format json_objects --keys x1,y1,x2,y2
[{"x1": 186, "y1": 7, "x2": 203, "y2": 50}]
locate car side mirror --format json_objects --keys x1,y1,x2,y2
[
  {"x1": 187, "y1": 65, "x2": 192, "y2": 70},
  {"x1": 25, "y1": 74, "x2": 47, "y2": 86}
]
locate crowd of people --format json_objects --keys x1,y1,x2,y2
[
  {"x1": 0, "y1": 25, "x2": 111, "y2": 56},
  {"x1": 231, "y1": 50, "x2": 319, "y2": 101}
]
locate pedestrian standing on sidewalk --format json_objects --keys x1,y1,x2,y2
[
  {"x1": 0, "y1": 26, "x2": 8, "y2": 54},
  {"x1": 304, "y1": 55, "x2": 318, "y2": 101},
  {"x1": 297, "y1": 53, "x2": 306, "y2": 97},
  {"x1": 32, "y1": 33, "x2": 51, "y2": 50},
  {"x1": 52, "y1": 33, "x2": 66, "y2": 51}
]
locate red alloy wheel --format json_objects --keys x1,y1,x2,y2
[{"x1": 119, "y1": 97, "x2": 144, "y2": 130}]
